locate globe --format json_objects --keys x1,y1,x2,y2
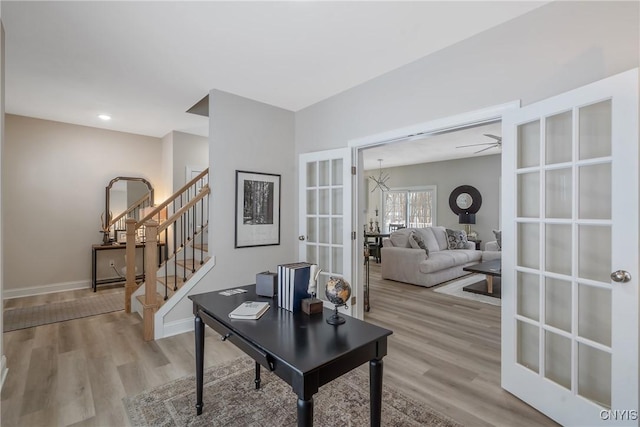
[
  {"x1": 325, "y1": 277, "x2": 351, "y2": 325},
  {"x1": 325, "y1": 276, "x2": 351, "y2": 306}
]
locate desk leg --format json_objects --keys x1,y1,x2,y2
[
  {"x1": 370, "y1": 358, "x2": 383, "y2": 427},
  {"x1": 195, "y1": 314, "x2": 205, "y2": 415},
  {"x1": 255, "y1": 362, "x2": 261, "y2": 390},
  {"x1": 297, "y1": 397, "x2": 313, "y2": 427}
]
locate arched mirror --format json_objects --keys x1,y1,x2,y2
[{"x1": 103, "y1": 177, "x2": 154, "y2": 243}]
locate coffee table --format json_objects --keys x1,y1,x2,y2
[{"x1": 462, "y1": 259, "x2": 502, "y2": 298}]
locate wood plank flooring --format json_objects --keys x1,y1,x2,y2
[{"x1": 1, "y1": 269, "x2": 558, "y2": 426}]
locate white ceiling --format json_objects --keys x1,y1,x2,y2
[
  {"x1": 3, "y1": 1, "x2": 547, "y2": 139},
  {"x1": 362, "y1": 120, "x2": 503, "y2": 170}
]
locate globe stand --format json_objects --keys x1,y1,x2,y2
[{"x1": 326, "y1": 304, "x2": 347, "y2": 325}]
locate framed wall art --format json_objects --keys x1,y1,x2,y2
[
  {"x1": 115, "y1": 229, "x2": 127, "y2": 244},
  {"x1": 235, "y1": 170, "x2": 281, "y2": 248}
]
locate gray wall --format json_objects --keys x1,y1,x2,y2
[
  {"x1": 366, "y1": 154, "x2": 500, "y2": 249},
  {"x1": 171, "y1": 130, "x2": 208, "y2": 192},
  {"x1": 2, "y1": 115, "x2": 164, "y2": 296},
  {"x1": 296, "y1": 2, "x2": 638, "y2": 153},
  {"x1": 164, "y1": 89, "x2": 296, "y2": 322},
  {"x1": 295, "y1": 0, "x2": 638, "y2": 236}
]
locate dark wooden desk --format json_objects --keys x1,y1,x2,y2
[{"x1": 190, "y1": 286, "x2": 393, "y2": 427}]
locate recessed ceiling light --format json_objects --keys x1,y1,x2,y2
[{"x1": 98, "y1": 114, "x2": 111, "y2": 121}]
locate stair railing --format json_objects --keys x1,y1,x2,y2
[
  {"x1": 109, "y1": 192, "x2": 153, "y2": 232},
  {"x1": 124, "y1": 169, "x2": 209, "y2": 341}
]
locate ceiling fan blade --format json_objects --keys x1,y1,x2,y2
[
  {"x1": 483, "y1": 134, "x2": 502, "y2": 141},
  {"x1": 474, "y1": 144, "x2": 499, "y2": 154},
  {"x1": 456, "y1": 142, "x2": 493, "y2": 148}
]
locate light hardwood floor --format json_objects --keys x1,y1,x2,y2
[{"x1": 1, "y1": 269, "x2": 558, "y2": 426}]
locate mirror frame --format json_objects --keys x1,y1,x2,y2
[
  {"x1": 104, "y1": 176, "x2": 154, "y2": 233},
  {"x1": 448, "y1": 185, "x2": 482, "y2": 214}
]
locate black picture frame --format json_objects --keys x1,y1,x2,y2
[{"x1": 235, "y1": 170, "x2": 281, "y2": 248}]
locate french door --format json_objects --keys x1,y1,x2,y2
[
  {"x1": 299, "y1": 148, "x2": 354, "y2": 316},
  {"x1": 502, "y1": 69, "x2": 638, "y2": 425}
]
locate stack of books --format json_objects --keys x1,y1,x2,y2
[{"x1": 277, "y1": 262, "x2": 312, "y2": 312}]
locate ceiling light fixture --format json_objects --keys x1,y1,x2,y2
[
  {"x1": 369, "y1": 159, "x2": 390, "y2": 193},
  {"x1": 98, "y1": 114, "x2": 111, "y2": 121}
]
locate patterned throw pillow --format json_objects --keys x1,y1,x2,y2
[
  {"x1": 409, "y1": 231, "x2": 429, "y2": 256},
  {"x1": 446, "y1": 229, "x2": 468, "y2": 250},
  {"x1": 493, "y1": 230, "x2": 502, "y2": 249}
]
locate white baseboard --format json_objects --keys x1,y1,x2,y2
[
  {"x1": 1, "y1": 355, "x2": 8, "y2": 391},
  {"x1": 157, "y1": 318, "x2": 194, "y2": 339},
  {"x1": 3, "y1": 280, "x2": 91, "y2": 299}
]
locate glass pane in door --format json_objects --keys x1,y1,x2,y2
[
  {"x1": 578, "y1": 284, "x2": 611, "y2": 347},
  {"x1": 518, "y1": 120, "x2": 541, "y2": 168},
  {"x1": 546, "y1": 111, "x2": 572, "y2": 165},
  {"x1": 545, "y1": 224, "x2": 571, "y2": 276},
  {"x1": 545, "y1": 277, "x2": 572, "y2": 332},
  {"x1": 579, "y1": 100, "x2": 611, "y2": 160},
  {"x1": 578, "y1": 225, "x2": 611, "y2": 283},
  {"x1": 579, "y1": 163, "x2": 611, "y2": 220},
  {"x1": 578, "y1": 343, "x2": 612, "y2": 408},
  {"x1": 517, "y1": 172, "x2": 540, "y2": 218},
  {"x1": 545, "y1": 331, "x2": 572, "y2": 390},
  {"x1": 517, "y1": 320, "x2": 540, "y2": 373}
]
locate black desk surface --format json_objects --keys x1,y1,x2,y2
[{"x1": 189, "y1": 285, "x2": 392, "y2": 375}]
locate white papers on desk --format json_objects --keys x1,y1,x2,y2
[{"x1": 228, "y1": 301, "x2": 270, "y2": 320}]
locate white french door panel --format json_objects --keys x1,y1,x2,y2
[
  {"x1": 502, "y1": 69, "x2": 638, "y2": 426},
  {"x1": 299, "y1": 148, "x2": 354, "y2": 316}
]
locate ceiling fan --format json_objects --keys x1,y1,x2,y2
[{"x1": 456, "y1": 134, "x2": 502, "y2": 154}]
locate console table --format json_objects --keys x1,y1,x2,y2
[
  {"x1": 91, "y1": 242, "x2": 165, "y2": 292},
  {"x1": 190, "y1": 285, "x2": 393, "y2": 427}
]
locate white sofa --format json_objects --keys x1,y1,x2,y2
[
  {"x1": 380, "y1": 226, "x2": 482, "y2": 288},
  {"x1": 482, "y1": 240, "x2": 502, "y2": 261}
]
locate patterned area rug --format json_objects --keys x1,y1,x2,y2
[
  {"x1": 433, "y1": 275, "x2": 501, "y2": 306},
  {"x1": 124, "y1": 357, "x2": 460, "y2": 427},
  {"x1": 3, "y1": 290, "x2": 124, "y2": 332}
]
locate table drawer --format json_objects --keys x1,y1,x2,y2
[{"x1": 198, "y1": 309, "x2": 274, "y2": 371}]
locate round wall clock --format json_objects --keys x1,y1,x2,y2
[{"x1": 449, "y1": 185, "x2": 482, "y2": 214}]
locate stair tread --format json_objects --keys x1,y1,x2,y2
[{"x1": 135, "y1": 292, "x2": 167, "y2": 308}]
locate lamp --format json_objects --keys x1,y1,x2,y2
[{"x1": 458, "y1": 212, "x2": 476, "y2": 238}]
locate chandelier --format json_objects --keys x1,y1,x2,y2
[{"x1": 369, "y1": 159, "x2": 390, "y2": 192}]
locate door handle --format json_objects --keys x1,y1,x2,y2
[
  {"x1": 298, "y1": 235, "x2": 305, "y2": 241},
  {"x1": 611, "y1": 270, "x2": 631, "y2": 283}
]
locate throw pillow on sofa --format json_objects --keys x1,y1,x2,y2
[
  {"x1": 446, "y1": 229, "x2": 468, "y2": 249},
  {"x1": 493, "y1": 229, "x2": 502, "y2": 249},
  {"x1": 409, "y1": 231, "x2": 429, "y2": 256}
]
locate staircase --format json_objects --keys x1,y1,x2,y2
[{"x1": 123, "y1": 169, "x2": 210, "y2": 341}]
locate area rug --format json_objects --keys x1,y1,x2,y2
[
  {"x1": 433, "y1": 275, "x2": 501, "y2": 306},
  {"x1": 124, "y1": 356, "x2": 460, "y2": 427},
  {"x1": 3, "y1": 290, "x2": 124, "y2": 332}
]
